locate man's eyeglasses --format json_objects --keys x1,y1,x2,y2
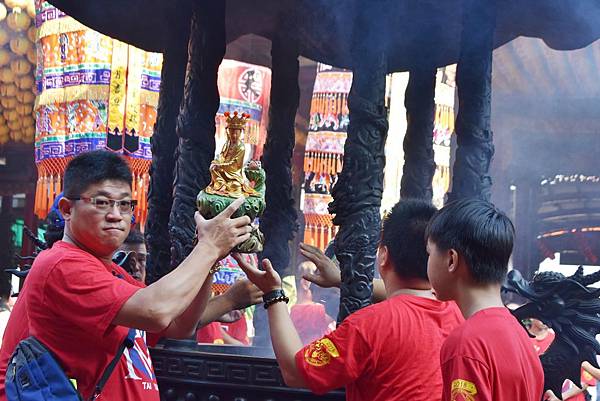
[{"x1": 69, "y1": 196, "x2": 137, "y2": 214}]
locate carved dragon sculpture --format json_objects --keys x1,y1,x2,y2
[{"x1": 504, "y1": 268, "x2": 600, "y2": 399}]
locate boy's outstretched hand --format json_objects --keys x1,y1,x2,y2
[
  {"x1": 232, "y1": 253, "x2": 282, "y2": 294},
  {"x1": 299, "y1": 243, "x2": 341, "y2": 288}
]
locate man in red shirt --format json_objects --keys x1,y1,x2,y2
[
  {"x1": 236, "y1": 199, "x2": 464, "y2": 401},
  {"x1": 0, "y1": 150, "x2": 253, "y2": 401},
  {"x1": 426, "y1": 199, "x2": 544, "y2": 401}
]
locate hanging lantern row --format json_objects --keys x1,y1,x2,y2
[{"x1": 0, "y1": 0, "x2": 36, "y2": 146}]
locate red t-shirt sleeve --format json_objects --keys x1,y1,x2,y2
[
  {"x1": 42, "y1": 255, "x2": 142, "y2": 338},
  {"x1": 441, "y1": 356, "x2": 491, "y2": 401},
  {"x1": 295, "y1": 319, "x2": 370, "y2": 395}
]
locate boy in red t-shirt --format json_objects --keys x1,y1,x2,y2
[
  {"x1": 426, "y1": 199, "x2": 544, "y2": 401},
  {"x1": 236, "y1": 199, "x2": 464, "y2": 401},
  {"x1": 0, "y1": 151, "x2": 253, "y2": 401}
]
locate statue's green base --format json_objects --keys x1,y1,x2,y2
[{"x1": 196, "y1": 167, "x2": 266, "y2": 253}]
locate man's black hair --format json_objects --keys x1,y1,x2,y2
[
  {"x1": 63, "y1": 150, "x2": 132, "y2": 198},
  {"x1": 381, "y1": 199, "x2": 438, "y2": 281},
  {"x1": 425, "y1": 199, "x2": 514, "y2": 284},
  {"x1": 124, "y1": 229, "x2": 145, "y2": 245}
]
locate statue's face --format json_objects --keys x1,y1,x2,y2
[{"x1": 229, "y1": 128, "x2": 242, "y2": 140}]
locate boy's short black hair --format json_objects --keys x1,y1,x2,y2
[
  {"x1": 63, "y1": 150, "x2": 132, "y2": 198},
  {"x1": 44, "y1": 210, "x2": 65, "y2": 248},
  {"x1": 381, "y1": 199, "x2": 438, "y2": 281},
  {"x1": 426, "y1": 199, "x2": 514, "y2": 284},
  {"x1": 124, "y1": 229, "x2": 145, "y2": 245}
]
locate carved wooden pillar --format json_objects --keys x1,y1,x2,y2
[
  {"x1": 145, "y1": 10, "x2": 190, "y2": 283},
  {"x1": 330, "y1": 3, "x2": 388, "y2": 321},
  {"x1": 447, "y1": 0, "x2": 497, "y2": 202},
  {"x1": 253, "y1": 35, "x2": 300, "y2": 347},
  {"x1": 168, "y1": 2, "x2": 225, "y2": 268},
  {"x1": 400, "y1": 68, "x2": 437, "y2": 200}
]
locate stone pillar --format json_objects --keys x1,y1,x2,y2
[
  {"x1": 400, "y1": 69, "x2": 437, "y2": 200},
  {"x1": 168, "y1": 2, "x2": 225, "y2": 268},
  {"x1": 447, "y1": 0, "x2": 497, "y2": 202},
  {"x1": 145, "y1": 9, "x2": 190, "y2": 283},
  {"x1": 329, "y1": 3, "x2": 388, "y2": 321}
]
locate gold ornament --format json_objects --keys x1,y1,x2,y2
[
  {"x1": 17, "y1": 75, "x2": 33, "y2": 89},
  {"x1": 25, "y1": 0, "x2": 35, "y2": 18},
  {"x1": 27, "y1": 26, "x2": 35, "y2": 42},
  {"x1": 10, "y1": 36, "x2": 31, "y2": 55},
  {"x1": 26, "y1": 47, "x2": 35, "y2": 64},
  {"x1": 0, "y1": 49, "x2": 10, "y2": 66},
  {"x1": 7, "y1": 10, "x2": 31, "y2": 32},
  {"x1": 22, "y1": 116, "x2": 34, "y2": 128},
  {"x1": 5, "y1": 0, "x2": 29, "y2": 10},
  {"x1": 10, "y1": 58, "x2": 31, "y2": 75}
]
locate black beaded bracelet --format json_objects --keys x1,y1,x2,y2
[{"x1": 263, "y1": 289, "x2": 289, "y2": 309}]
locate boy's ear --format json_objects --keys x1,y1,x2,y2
[
  {"x1": 378, "y1": 245, "x2": 392, "y2": 273},
  {"x1": 448, "y1": 248, "x2": 459, "y2": 274}
]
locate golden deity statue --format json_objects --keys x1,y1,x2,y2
[{"x1": 205, "y1": 111, "x2": 259, "y2": 198}]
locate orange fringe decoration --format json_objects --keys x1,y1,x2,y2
[
  {"x1": 35, "y1": 157, "x2": 152, "y2": 231},
  {"x1": 35, "y1": 157, "x2": 72, "y2": 219},
  {"x1": 303, "y1": 213, "x2": 338, "y2": 251}
]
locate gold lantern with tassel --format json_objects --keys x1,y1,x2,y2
[
  {"x1": 5, "y1": 0, "x2": 29, "y2": 9},
  {"x1": 0, "y1": 67, "x2": 13, "y2": 82},
  {"x1": 0, "y1": 49, "x2": 11, "y2": 66},
  {"x1": 10, "y1": 35, "x2": 31, "y2": 55},
  {"x1": 10, "y1": 58, "x2": 31, "y2": 75},
  {"x1": 25, "y1": 0, "x2": 34, "y2": 18},
  {"x1": 26, "y1": 26, "x2": 35, "y2": 42},
  {"x1": 17, "y1": 75, "x2": 33, "y2": 90},
  {"x1": 7, "y1": 9, "x2": 31, "y2": 32},
  {"x1": 26, "y1": 47, "x2": 35, "y2": 64}
]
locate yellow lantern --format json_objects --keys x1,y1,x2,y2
[
  {"x1": 0, "y1": 27, "x2": 10, "y2": 46},
  {"x1": 26, "y1": 47, "x2": 35, "y2": 64},
  {"x1": 7, "y1": 10, "x2": 31, "y2": 32},
  {"x1": 25, "y1": 0, "x2": 35, "y2": 19},
  {"x1": 7, "y1": 110, "x2": 18, "y2": 122},
  {"x1": 27, "y1": 26, "x2": 36, "y2": 42},
  {"x1": 0, "y1": 3, "x2": 7, "y2": 22},
  {"x1": 11, "y1": 130, "x2": 23, "y2": 142},
  {"x1": 1, "y1": 97, "x2": 17, "y2": 109},
  {"x1": 5, "y1": 0, "x2": 29, "y2": 10},
  {"x1": 22, "y1": 115, "x2": 34, "y2": 128},
  {"x1": 0, "y1": 49, "x2": 10, "y2": 66},
  {"x1": 10, "y1": 36, "x2": 31, "y2": 55},
  {"x1": 0, "y1": 126, "x2": 9, "y2": 136},
  {"x1": 6, "y1": 83, "x2": 17, "y2": 97},
  {"x1": 8, "y1": 120, "x2": 18, "y2": 129},
  {"x1": 17, "y1": 103, "x2": 32, "y2": 116},
  {"x1": 21, "y1": 90, "x2": 34, "y2": 103},
  {"x1": 18, "y1": 75, "x2": 34, "y2": 89},
  {"x1": 10, "y1": 58, "x2": 31, "y2": 75},
  {"x1": 0, "y1": 135, "x2": 9, "y2": 145},
  {"x1": 0, "y1": 67, "x2": 14, "y2": 83}
]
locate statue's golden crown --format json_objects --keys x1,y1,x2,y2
[{"x1": 224, "y1": 111, "x2": 249, "y2": 130}]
